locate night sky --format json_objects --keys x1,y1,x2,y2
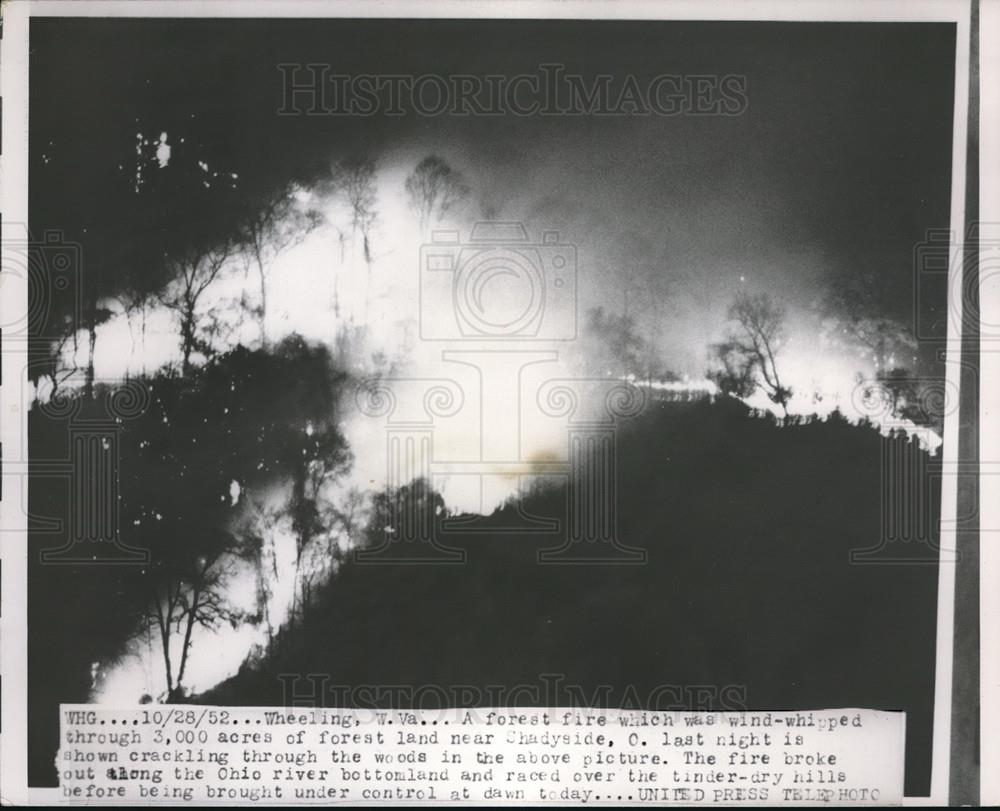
[{"x1": 29, "y1": 18, "x2": 956, "y2": 380}]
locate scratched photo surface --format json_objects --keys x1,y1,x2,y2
[{"x1": 26, "y1": 19, "x2": 956, "y2": 795}]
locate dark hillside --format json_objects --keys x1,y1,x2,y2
[{"x1": 204, "y1": 399, "x2": 939, "y2": 796}]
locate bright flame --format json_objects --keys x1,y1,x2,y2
[{"x1": 66, "y1": 157, "x2": 940, "y2": 703}]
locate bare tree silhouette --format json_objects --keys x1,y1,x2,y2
[
  {"x1": 331, "y1": 156, "x2": 377, "y2": 266},
  {"x1": 710, "y1": 291, "x2": 792, "y2": 416},
  {"x1": 239, "y1": 184, "x2": 322, "y2": 345},
  {"x1": 405, "y1": 155, "x2": 469, "y2": 231},
  {"x1": 145, "y1": 530, "x2": 244, "y2": 702},
  {"x1": 158, "y1": 242, "x2": 236, "y2": 376}
]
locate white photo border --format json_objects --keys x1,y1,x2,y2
[{"x1": 0, "y1": 0, "x2": 987, "y2": 806}]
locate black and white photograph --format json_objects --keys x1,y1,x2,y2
[{"x1": 0, "y1": 0, "x2": 995, "y2": 806}]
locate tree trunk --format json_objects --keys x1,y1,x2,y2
[
  {"x1": 174, "y1": 586, "x2": 200, "y2": 699},
  {"x1": 125, "y1": 312, "x2": 136, "y2": 375},
  {"x1": 333, "y1": 268, "x2": 340, "y2": 319},
  {"x1": 153, "y1": 599, "x2": 175, "y2": 699},
  {"x1": 84, "y1": 323, "x2": 97, "y2": 398},
  {"x1": 140, "y1": 305, "x2": 148, "y2": 376},
  {"x1": 180, "y1": 304, "x2": 196, "y2": 376},
  {"x1": 255, "y1": 247, "x2": 268, "y2": 347}
]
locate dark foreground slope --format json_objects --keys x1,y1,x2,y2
[{"x1": 206, "y1": 398, "x2": 940, "y2": 796}]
